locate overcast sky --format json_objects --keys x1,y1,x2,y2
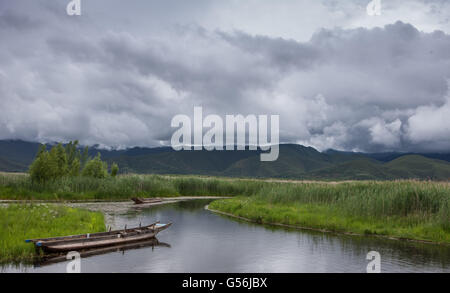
[{"x1": 0, "y1": 0, "x2": 450, "y2": 152}]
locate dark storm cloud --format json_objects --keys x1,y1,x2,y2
[
  {"x1": 0, "y1": 0, "x2": 449, "y2": 152},
  {"x1": 217, "y1": 31, "x2": 320, "y2": 71},
  {"x1": 0, "y1": 8, "x2": 41, "y2": 30}
]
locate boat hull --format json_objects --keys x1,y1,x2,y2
[
  {"x1": 41, "y1": 231, "x2": 157, "y2": 252},
  {"x1": 32, "y1": 223, "x2": 172, "y2": 253},
  {"x1": 37, "y1": 239, "x2": 171, "y2": 266},
  {"x1": 131, "y1": 197, "x2": 163, "y2": 204}
]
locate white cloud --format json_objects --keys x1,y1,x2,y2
[
  {"x1": 406, "y1": 94, "x2": 450, "y2": 150},
  {"x1": 369, "y1": 118, "x2": 402, "y2": 148}
]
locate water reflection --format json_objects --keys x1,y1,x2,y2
[{"x1": 35, "y1": 238, "x2": 171, "y2": 267}]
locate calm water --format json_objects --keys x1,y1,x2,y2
[{"x1": 3, "y1": 200, "x2": 450, "y2": 273}]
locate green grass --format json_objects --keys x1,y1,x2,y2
[
  {"x1": 209, "y1": 181, "x2": 450, "y2": 244},
  {"x1": 0, "y1": 204, "x2": 105, "y2": 264},
  {"x1": 0, "y1": 173, "x2": 268, "y2": 200}
]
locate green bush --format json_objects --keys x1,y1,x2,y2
[{"x1": 81, "y1": 153, "x2": 108, "y2": 179}]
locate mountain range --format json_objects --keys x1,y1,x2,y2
[{"x1": 0, "y1": 140, "x2": 449, "y2": 180}]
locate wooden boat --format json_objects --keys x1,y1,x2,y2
[
  {"x1": 26, "y1": 222, "x2": 172, "y2": 253},
  {"x1": 131, "y1": 197, "x2": 163, "y2": 204},
  {"x1": 36, "y1": 239, "x2": 171, "y2": 267}
]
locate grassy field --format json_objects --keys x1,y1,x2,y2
[
  {"x1": 0, "y1": 204, "x2": 105, "y2": 264},
  {"x1": 209, "y1": 181, "x2": 450, "y2": 244}
]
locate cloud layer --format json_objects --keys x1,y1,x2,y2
[{"x1": 0, "y1": 0, "x2": 450, "y2": 152}]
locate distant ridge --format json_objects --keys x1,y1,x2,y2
[{"x1": 0, "y1": 140, "x2": 449, "y2": 180}]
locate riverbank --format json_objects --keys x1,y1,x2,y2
[
  {"x1": 208, "y1": 181, "x2": 450, "y2": 244},
  {"x1": 0, "y1": 204, "x2": 105, "y2": 264},
  {"x1": 206, "y1": 204, "x2": 449, "y2": 245}
]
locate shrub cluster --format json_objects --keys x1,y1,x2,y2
[{"x1": 28, "y1": 141, "x2": 118, "y2": 182}]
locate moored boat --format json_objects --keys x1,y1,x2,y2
[
  {"x1": 131, "y1": 197, "x2": 163, "y2": 204},
  {"x1": 26, "y1": 222, "x2": 172, "y2": 253},
  {"x1": 37, "y1": 239, "x2": 171, "y2": 266}
]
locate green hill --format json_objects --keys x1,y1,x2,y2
[
  {"x1": 109, "y1": 149, "x2": 256, "y2": 174},
  {"x1": 223, "y1": 144, "x2": 332, "y2": 178},
  {"x1": 385, "y1": 155, "x2": 450, "y2": 180},
  {"x1": 0, "y1": 157, "x2": 27, "y2": 172},
  {"x1": 308, "y1": 155, "x2": 450, "y2": 180},
  {"x1": 0, "y1": 140, "x2": 449, "y2": 180},
  {"x1": 0, "y1": 140, "x2": 41, "y2": 167},
  {"x1": 308, "y1": 158, "x2": 390, "y2": 180}
]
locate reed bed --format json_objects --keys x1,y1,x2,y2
[
  {"x1": 0, "y1": 173, "x2": 268, "y2": 200},
  {"x1": 209, "y1": 181, "x2": 450, "y2": 243}
]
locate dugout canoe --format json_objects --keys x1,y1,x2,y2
[
  {"x1": 131, "y1": 197, "x2": 163, "y2": 204},
  {"x1": 26, "y1": 222, "x2": 172, "y2": 253}
]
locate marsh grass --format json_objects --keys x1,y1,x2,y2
[
  {"x1": 0, "y1": 173, "x2": 267, "y2": 200},
  {"x1": 209, "y1": 181, "x2": 450, "y2": 243},
  {"x1": 0, "y1": 204, "x2": 105, "y2": 264}
]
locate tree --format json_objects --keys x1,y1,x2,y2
[
  {"x1": 29, "y1": 141, "x2": 119, "y2": 181},
  {"x1": 69, "y1": 157, "x2": 81, "y2": 177},
  {"x1": 111, "y1": 163, "x2": 119, "y2": 177},
  {"x1": 66, "y1": 140, "x2": 79, "y2": 166},
  {"x1": 36, "y1": 144, "x2": 47, "y2": 157},
  {"x1": 80, "y1": 146, "x2": 89, "y2": 169},
  {"x1": 29, "y1": 142, "x2": 72, "y2": 182},
  {"x1": 53, "y1": 143, "x2": 68, "y2": 177},
  {"x1": 66, "y1": 140, "x2": 82, "y2": 176},
  {"x1": 81, "y1": 153, "x2": 108, "y2": 179},
  {"x1": 29, "y1": 148, "x2": 53, "y2": 183}
]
